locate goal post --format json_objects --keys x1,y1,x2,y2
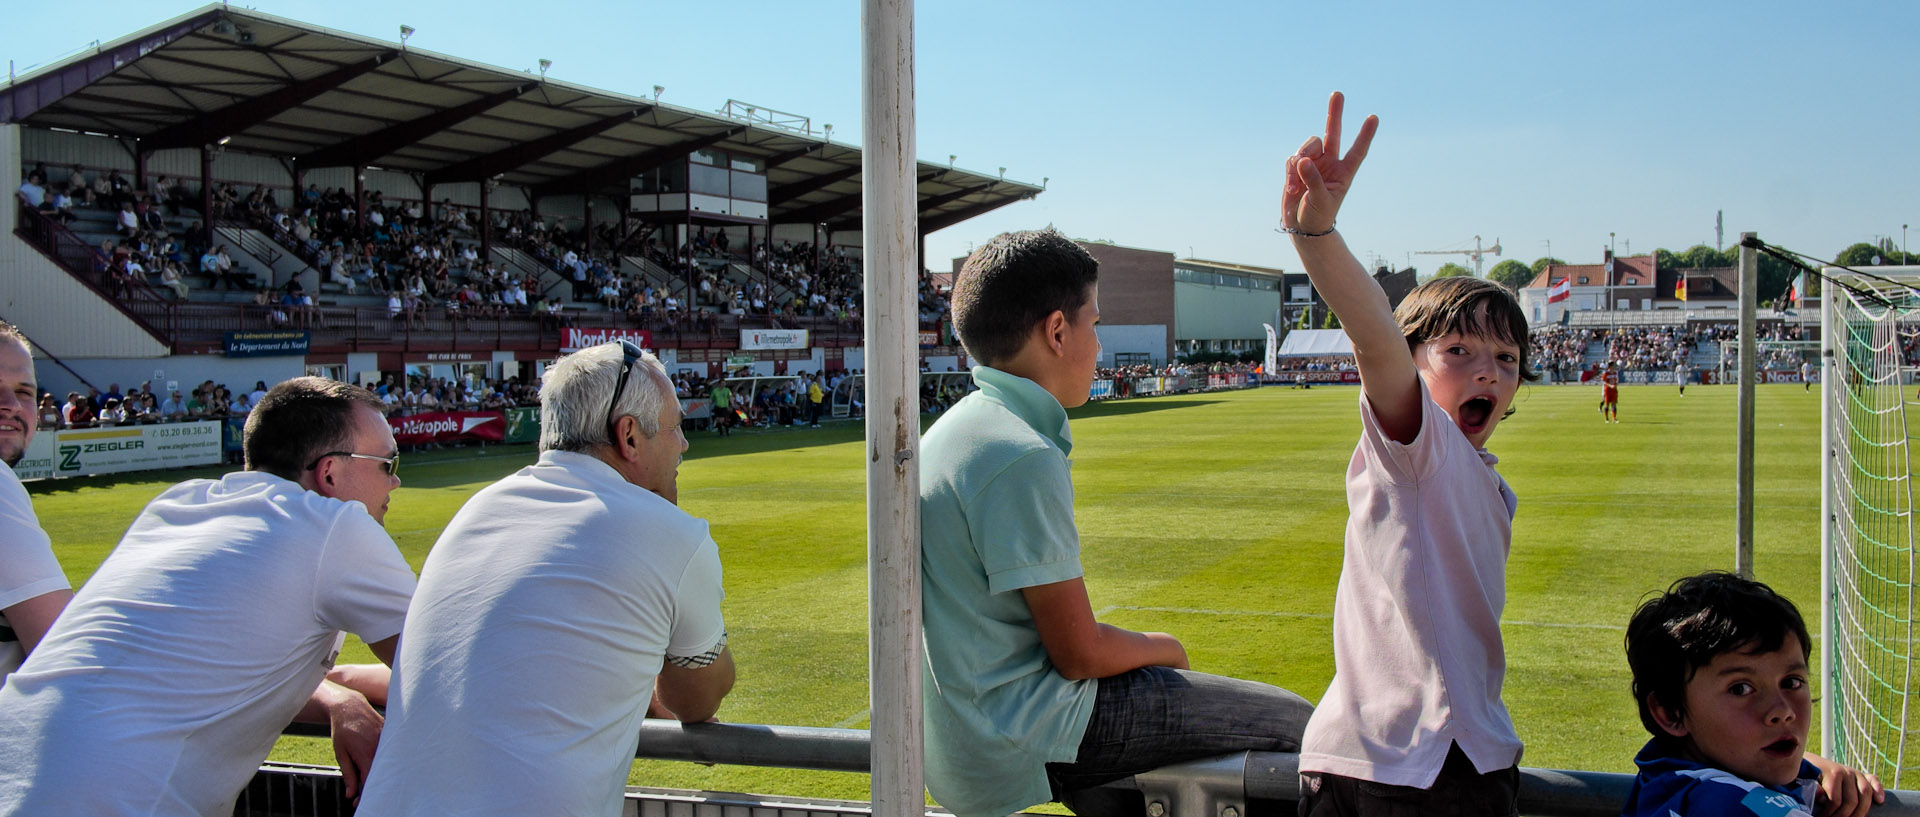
[{"x1": 1823, "y1": 265, "x2": 1920, "y2": 786}]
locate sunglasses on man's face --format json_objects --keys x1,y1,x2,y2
[{"x1": 305, "y1": 450, "x2": 400, "y2": 476}]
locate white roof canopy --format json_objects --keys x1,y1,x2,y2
[{"x1": 1276, "y1": 329, "x2": 1354, "y2": 357}]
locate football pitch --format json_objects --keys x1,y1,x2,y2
[{"x1": 27, "y1": 381, "x2": 1828, "y2": 801}]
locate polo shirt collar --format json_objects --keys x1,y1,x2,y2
[{"x1": 971, "y1": 365, "x2": 1072, "y2": 455}]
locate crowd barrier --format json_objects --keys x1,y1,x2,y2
[
  {"x1": 1270, "y1": 370, "x2": 1359, "y2": 385},
  {"x1": 18, "y1": 398, "x2": 726, "y2": 482},
  {"x1": 250, "y1": 720, "x2": 1920, "y2": 817},
  {"x1": 14, "y1": 420, "x2": 224, "y2": 480},
  {"x1": 1569, "y1": 369, "x2": 1818, "y2": 385}
]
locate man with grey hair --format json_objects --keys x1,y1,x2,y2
[
  {"x1": 0, "y1": 322, "x2": 71, "y2": 683},
  {"x1": 357, "y1": 340, "x2": 735, "y2": 817}
]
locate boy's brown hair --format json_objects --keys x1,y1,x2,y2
[
  {"x1": 950, "y1": 228, "x2": 1098, "y2": 367},
  {"x1": 1394, "y1": 276, "x2": 1538, "y2": 383}
]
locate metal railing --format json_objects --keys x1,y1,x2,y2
[{"x1": 249, "y1": 720, "x2": 1920, "y2": 817}]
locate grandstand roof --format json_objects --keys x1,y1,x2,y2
[{"x1": 0, "y1": 5, "x2": 1039, "y2": 232}]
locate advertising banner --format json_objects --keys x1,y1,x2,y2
[
  {"x1": 680, "y1": 397, "x2": 713, "y2": 421},
  {"x1": 390, "y1": 411, "x2": 507, "y2": 446},
  {"x1": 1292, "y1": 370, "x2": 1360, "y2": 384},
  {"x1": 1089, "y1": 379, "x2": 1115, "y2": 400},
  {"x1": 14, "y1": 432, "x2": 56, "y2": 481},
  {"x1": 918, "y1": 331, "x2": 938, "y2": 347},
  {"x1": 740, "y1": 329, "x2": 809, "y2": 350},
  {"x1": 49, "y1": 421, "x2": 224, "y2": 478},
  {"x1": 224, "y1": 330, "x2": 311, "y2": 358},
  {"x1": 503, "y1": 407, "x2": 540, "y2": 444},
  {"x1": 560, "y1": 328, "x2": 653, "y2": 352}
]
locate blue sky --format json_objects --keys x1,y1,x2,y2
[{"x1": 6, "y1": 1, "x2": 1915, "y2": 276}]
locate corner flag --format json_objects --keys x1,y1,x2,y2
[{"x1": 1546, "y1": 277, "x2": 1572, "y2": 304}]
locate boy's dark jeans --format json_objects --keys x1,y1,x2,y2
[{"x1": 1046, "y1": 666, "x2": 1313, "y2": 816}]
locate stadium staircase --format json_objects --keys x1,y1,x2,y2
[{"x1": 7, "y1": 197, "x2": 178, "y2": 356}]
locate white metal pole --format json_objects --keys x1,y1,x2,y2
[
  {"x1": 1819, "y1": 274, "x2": 1836, "y2": 758},
  {"x1": 860, "y1": 3, "x2": 924, "y2": 817},
  {"x1": 1736, "y1": 233, "x2": 1758, "y2": 578}
]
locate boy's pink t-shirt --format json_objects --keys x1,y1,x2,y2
[{"x1": 1298, "y1": 383, "x2": 1523, "y2": 788}]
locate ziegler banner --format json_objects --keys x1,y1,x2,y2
[
  {"x1": 19, "y1": 421, "x2": 225, "y2": 480},
  {"x1": 560, "y1": 328, "x2": 652, "y2": 352},
  {"x1": 390, "y1": 411, "x2": 507, "y2": 445}
]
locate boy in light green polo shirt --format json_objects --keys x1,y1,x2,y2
[{"x1": 919, "y1": 229, "x2": 1311, "y2": 817}]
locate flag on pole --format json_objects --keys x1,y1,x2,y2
[
  {"x1": 1262, "y1": 323, "x2": 1279, "y2": 376},
  {"x1": 1546, "y1": 277, "x2": 1572, "y2": 304},
  {"x1": 1786, "y1": 272, "x2": 1803, "y2": 306},
  {"x1": 1675, "y1": 275, "x2": 1688, "y2": 301}
]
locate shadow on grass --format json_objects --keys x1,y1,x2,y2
[{"x1": 1070, "y1": 398, "x2": 1224, "y2": 419}]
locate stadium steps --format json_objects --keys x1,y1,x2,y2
[
  {"x1": 488, "y1": 245, "x2": 570, "y2": 302},
  {"x1": 3, "y1": 197, "x2": 173, "y2": 357},
  {"x1": 1580, "y1": 341, "x2": 1608, "y2": 368}
]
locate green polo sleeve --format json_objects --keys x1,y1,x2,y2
[{"x1": 968, "y1": 448, "x2": 1083, "y2": 596}]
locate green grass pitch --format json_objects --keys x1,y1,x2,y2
[{"x1": 26, "y1": 381, "x2": 1827, "y2": 802}]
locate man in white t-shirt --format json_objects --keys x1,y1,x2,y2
[
  {"x1": 357, "y1": 341, "x2": 734, "y2": 817},
  {"x1": 0, "y1": 377, "x2": 417, "y2": 816},
  {"x1": 0, "y1": 324, "x2": 71, "y2": 683}
]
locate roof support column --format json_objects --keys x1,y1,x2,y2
[
  {"x1": 479, "y1": 180, "x2": 493, "y2": 267},
  {"x1": 199, "y1": 145, "x2": 214, "y2": 229},
  {"x1": 132, "y1": 143, "x2": 147, "y2": 197},
  {"x1": 353, "y1": 166, "x2": 366, "y2": 234},
  {"x1": 583, "y1": 195, "x2": 594, "y2": 257}
]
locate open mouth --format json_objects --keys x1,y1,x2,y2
[
  {"x1": 1762, "y1": 737, "x2": 1799, "y2": 756},
  {"x1": 1458, "y1": 397, "x2": 1494, "y2": 429}
]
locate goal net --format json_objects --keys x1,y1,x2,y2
[{"x1": 1824, "y1": 265, "x2": 1920, "y2": 786}]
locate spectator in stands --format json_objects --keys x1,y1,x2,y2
[
  {"x1": 229, "y1": 389, "x2": 253, "y2": 417},
  {"x1": 16, "y1": 173, "x2": 46, "y2": 210},
  {"x1": 158, "y1": 260, "x2": 190, "y2": 301},
  {"x1": 45, "y1": 189, "x2": 75, "y2": 225},
  {"x1": 133, "y1": 392, "x2": 160, "y2": 424},
  {"x1": 35, "y1": 395, "x2": 60, "y2": 431},
  {"x1": 0, "y1": 377, "x2": 415, "y2": 813},
  {"x1": 356, "y1": 342, "x2": 732, "y2": 816},
  {"x1": 159, "y1": 390, "x2": 187, "y2": 422},
  {"x1": 115, "y1": 201, "x2": 139, "y2": 237},
  {"x1": 920, "y1": 229, "x2": 1310, "y2": 817},
  {"x1": 63, "y1": 165, "x2": 89, "y2": 207},
  {"x1": 0, "y1": 322, "x2": 74, "y2": 685},
  {"x1": 62, "y1": 396, "x2": 95, "y2": 430},
  {"x1": 97, "y1": 398, "x2": 127, "y2": 426}
]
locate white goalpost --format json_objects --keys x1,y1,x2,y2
[{"x1": 1823, "y1": 265, "x2": 1920, "y2": 787}]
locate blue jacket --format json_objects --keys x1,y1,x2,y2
[{"x1": 1624, "y1": 739, "x2": 1819, "y2": 817}]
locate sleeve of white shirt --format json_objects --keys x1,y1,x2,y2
[
  {"x1": 0, "y1": 468, "x2": 67, "y2": 610},
  {"x1": 311, "y1": 509, "x2": 416, "y2": 644},
  {"x1": 1354, "y1": 379, "x2": 1452, "y2": 485},
  {"x1": 665, "y1": 537, "x2": 726, "y2": 660}
]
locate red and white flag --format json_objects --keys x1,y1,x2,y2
[{"x1": 1546, "y1": 277, "x2": 1572, "y2": 303}]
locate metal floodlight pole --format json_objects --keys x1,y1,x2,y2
[
  {"x1": 1736, "y1": 232, "x2": 1758, "y2": 578},
  {"x1": 860, "y1": 2, "x2": 924, "y2": 817}
]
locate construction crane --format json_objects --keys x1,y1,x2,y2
[{"x1": 1415, "y1": 235, "x2": 1501, "y2": 277}]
